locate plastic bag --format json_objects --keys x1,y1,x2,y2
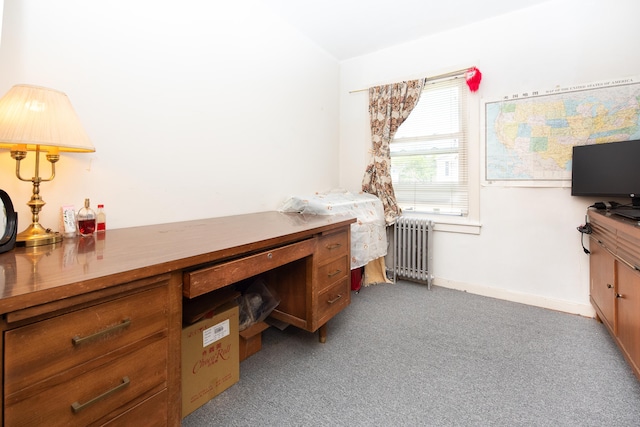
[{"x1": 236, "y1": 278, "x2": 280, "y2": 331}]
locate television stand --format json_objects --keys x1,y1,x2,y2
[{"x1": 587, "y1": 210, "x2": 640, "y2": 382}]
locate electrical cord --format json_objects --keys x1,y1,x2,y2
[
  {"x1": 580, "y1": 201, "x2": 633, "y2": 254},
  {"x1": 576, "y1": 222, "x2": 592, "y2": 234},
  {"x1": 577, "y1": 213, "x2": 592, "y2": 254}
]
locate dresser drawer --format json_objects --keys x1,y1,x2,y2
[
  {"x1": 316, "y1": 230, "x2": 348, "y2": 263},
  {"x1": 316, "y1": 277, "x2": 350, "y2": 326},
  {"x1": 4, "y1": 285, "x2": 169, "y2": 395},
  {"x1": 317, "y1": 255, "x2": 349, "y2": 293},
  {"x1": 5, "y1": 338, "x2": 168, "y2": 427},
  {"x1": 102, "y1": 389, "x2": 168, "y2": 426}
]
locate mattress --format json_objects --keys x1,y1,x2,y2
[{"x1": 279, "y1": 191, "x2": 387, "y2": 269}]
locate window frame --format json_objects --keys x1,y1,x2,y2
[{"x1": 390, "y1": 75, "x2": 481, "y2": 235}]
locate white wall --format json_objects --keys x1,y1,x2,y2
[
  {"x1": 3, "y1": 0, "x2": 638, "y2": 316},
  {"x1": 339, "y1": 0, "x2": 640, "y2": 315},
  {"x1": 0, "y1": 0, "x2": 340, "y2": 229}
]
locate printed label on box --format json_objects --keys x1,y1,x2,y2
[{"x1": 203, "y1": 319, "x2": 229, "y2": 347}]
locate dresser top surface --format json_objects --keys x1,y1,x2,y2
[
  {"x1": 0, "y1": 211, "x2": 355, "y2": 314},
  {"x1": 589, "y1": 208, "x2": 640, "y2": 230}
]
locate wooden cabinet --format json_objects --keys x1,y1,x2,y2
[
  {"x1": 258, "y1": 228, "x2": 352, "y2": 342},
  {"x1": 588, "y1": 210, "x2": 640, "y2": 380},
  {"x1": 616, "y1": 220, "x2": 640, "y2": 373},
  {"x1": 185, "y1": 227, "x2": 352, "y2": 342},
  {"x1": 313, "y1": 228, "x2": 351, "y2": 331},
  {"x1": 616, "y1": 262, "x2": 640, "y2": 371},
  {"x1": 589, "y1": 233, "x2": 616, "y2": 331},
  {"x1": 2, "y1": 274, "x2": 176, "y2": 427}
]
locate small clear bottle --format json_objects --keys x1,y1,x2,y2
[
  {"x1": 77, "y1": 198, "x2": 96, "y2": 236},
  {"x1": 96, "y1": 204, "x2": 106, "y2": 232}
]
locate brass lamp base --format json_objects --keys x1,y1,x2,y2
[{"x1": 16, "y1": 222, "x2": 63, "y2": 247}]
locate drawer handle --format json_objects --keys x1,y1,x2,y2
[
  {"x1": 327, "y1": 294, "x2": 342, "y2": 304},
  {"x1": 71, "y1": 376, "x2": 130, "y2": 413},
  {"x1": 607, "y1": 284, "x2": 613, "y2": 289},
  {"x1": 72, "y1": 318, "x2": 131, "y2": 346},
  {"x1": 616, "y1": 293, "x2": 624, "y2": 299},
  {"x1": 326, "y1": 243, "x2": 342, "y2": 250},
  {"x1": 328, "y1": 269, "x2": 342, "y2": 278}
]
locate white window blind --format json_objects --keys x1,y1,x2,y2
[{"x1": 391, "y1": 76, "x2": 468, "y2": 216}]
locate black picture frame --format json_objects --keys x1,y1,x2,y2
[{"x1": 0, "y1": 189, "x2": 17, "y2": 254}]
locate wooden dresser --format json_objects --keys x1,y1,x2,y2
[
  {"x1": 0, "y1": 211, "x2": 355, "y2": 426},
  {"x1": 588, "y1": 210, "x2": 640, "y2": 381}
]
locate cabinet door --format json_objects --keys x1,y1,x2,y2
[
  {"x1": 590, "y1": 241, "x2": 616, "y2": 331},
  {"x1": 616, "y1": 262, "x2": 640, "y2": 373}
]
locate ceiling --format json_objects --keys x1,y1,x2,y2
[{"x1": 262, "y1": 0, "x2": 551, "y2": 61}]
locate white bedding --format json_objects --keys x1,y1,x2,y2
[{"x1": 279, "y1": 191, "x2": 387, "y2": 269}]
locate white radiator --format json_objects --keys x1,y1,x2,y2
[{"x1": 393, "y1": 217, "x2": 434, "y2": 288}]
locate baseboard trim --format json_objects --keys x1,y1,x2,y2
[{"x1": 433, "y1": 277, "x2": 596, "y2": 318}]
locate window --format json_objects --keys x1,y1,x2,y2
[{"x1": 390, "y1": 76, "x2": 469, "y2": 216}]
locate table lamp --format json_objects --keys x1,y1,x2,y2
[{"x1": 0, "y1": 84, "x2": 95, "y2": 247}]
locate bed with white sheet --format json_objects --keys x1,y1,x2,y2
[{"x1": 279, "y1": 190, "x2": 387, "y2": 270}]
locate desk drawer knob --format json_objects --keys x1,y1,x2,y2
[
  {"x1": 326, "y1": 243, "x2": 342, "y2": 250},
  {"x1": 72, "y1": 318, "x2": 131, "y2": 346},
  {"x1": 71, "y1": 376, "x2": 130, "y2": 413}
]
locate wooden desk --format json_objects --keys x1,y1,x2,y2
[{"x1": 0, "y1": 211, "x2": 355, "y2": 426}]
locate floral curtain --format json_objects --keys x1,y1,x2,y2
[{"x1": 361, "y1": 79, "x2": 424, "y2": 225}]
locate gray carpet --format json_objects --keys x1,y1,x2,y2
[{"x1": 182, "y1": 281, "x2": 640, "y2": 426}]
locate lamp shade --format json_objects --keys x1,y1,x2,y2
[{"x1": 0, "y1": 84, "x2": 94, "y2": 153}]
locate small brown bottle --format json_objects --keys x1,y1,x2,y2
[{"x1": 77, "y1": 199, "x2": 96, "y2": 236}]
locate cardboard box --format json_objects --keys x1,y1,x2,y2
[
  {"x1": 239, "y1": 321, "x2": 269, "y2": 361},
  {"x1": 182, "y1": 302, "x2": 239, "y2": 417}
]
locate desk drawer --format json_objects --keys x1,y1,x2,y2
[
  {"x1": 184, "y1": 238, "x2": 315, "y2": 298},
  {"x1": 317, "y1": 255, "x2": 349, "y2": 293},
  {"x1": 316, "y1": 277, "x2": 350, "y2": 326},
  {"x1": 5, "y1": 339, "x2": 167, "y2": 427},
  {"x1": 102, "y1": 389, "x2": 168, "y2": 426},
  {"x1": 4, "y1": 286, "x2": 169, "y2": 395},
  {"x1": 316, "y1": 230, "x2": 348, "y2": 263}
]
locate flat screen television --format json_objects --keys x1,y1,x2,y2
[{"x1": 571, "y1": 139, "x2": 640, "y2": 220}]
